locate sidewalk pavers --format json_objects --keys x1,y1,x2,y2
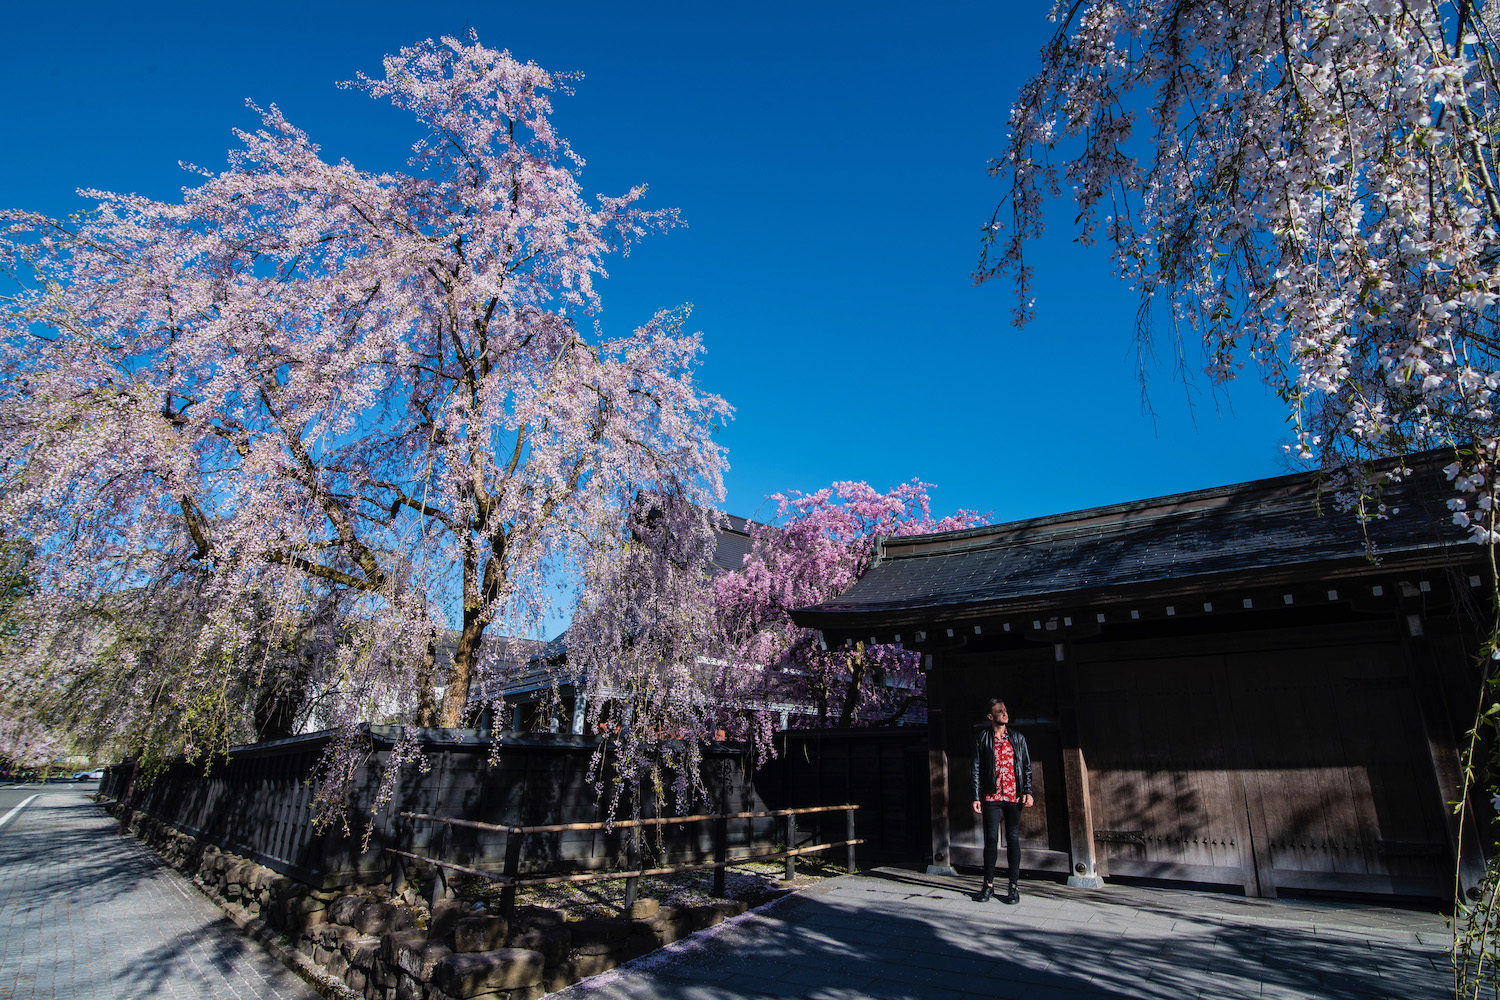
[
  {"x1": 0, "y1": 792, "x2": 1457, "y2": 1000},
  {"x1": 0, "y1": 792, "x2": 317, "y2": 1000},
  {"x1": 555, "y1": 867, "x2": 1450, "y2": 1000}
]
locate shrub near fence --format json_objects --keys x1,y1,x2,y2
[{"x1": 103, "y1": 726, "x2": 772, "y2": 889}]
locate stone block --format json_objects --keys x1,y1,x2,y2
[
  {"x1": 356, "y1": 901, "x2": 415, "y2": 936},
  {"x1": 428, "y1": 898, "x2": 472, "y2": 942},
  {"x1": 432, "y1": 948, "x2": 544, "y2": 997},
  {"x1": 330, "y1": 893, "x2": 372, "y2": 926},
  {"x1": 624, "y1": 898, "x2": 659, "y2": 920},
  {"x1": 623, "y1": 921, "x2": 660, "y2": 960},
  {"x1": 316, "y1": 924, "x2": 359, "y2": 950},
  {"x1": 269, "y1": 876, "x2": 305, "y2": 900},
  {"x1": 571, "y1": 953, "x2": 617, "y2": 979},
  {"x1": 343, "y1": 934, "x2": 383, "y2": 970},
  {"x1": 453, "y1": 916, "x2": 508, "y2": 954},
  {"x1": 369, "y1": 959, "x2": 394, "y2": 988},
  {"x1": 541, "y1": 960, "x2": 579, "y2": 993},
  {"x1": 567, "y1": 918, "x2": 628, "y2": 957},
  {"x1": 508, "y1": 925, "x2": 569, "y2": 967},
  {"x1": 325, "y1": 950, "x2": 350, "y2": 978},
  {"x1": 381, "y1": 930, "x2": 425, "y2": 968},
  {"x1": 344, "y1": 967, "x2": 368, "y2": 993},
  {"x1": 394, "y1": 973, "x2": 423, "y2": 1000},
  {"x1": 383, "y1": 930, "x2": 452, "y2": 982},
  {"x1": 680, "y1": 905, "x2": 725, "y2": 932},
  {"x1": 288, "y1": 896, "x2": 328, "y2": 931},
  {"x1": 430, "y1": 988, "x2": 543, "y2": 1000}
]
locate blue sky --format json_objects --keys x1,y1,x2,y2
[{"x1": 0, "y1": 0, "x2": 1295, "y2": 528}]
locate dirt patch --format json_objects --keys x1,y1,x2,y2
[{"x1": 450, "y1": 857, "x2": 846, "y2": 919}]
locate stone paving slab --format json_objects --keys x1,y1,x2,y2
[
  {"x1": 0, "y1": 791, "x2": 318, "y2": 1000},
  {"x1": 556, "y1": 867, "x2": 1451, "y2": 1000}
]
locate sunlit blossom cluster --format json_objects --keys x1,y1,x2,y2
[
  {"x1": 0, "y1": 35, "x2": 728, "y2": 796},
  {"x1": 712, "y1": 481, "x2": 985, "y2": 731},
  {"x1": 982, "y1": 0, "x2": 1500, "y2": 536}
]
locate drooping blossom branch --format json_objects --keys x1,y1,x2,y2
[{"x1": 0, "y1": 34, "x2": 729, "y2": 787}]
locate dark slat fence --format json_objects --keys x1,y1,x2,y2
[{"x1": 102, "y1": 725, "x2": 931, "y2": 888}]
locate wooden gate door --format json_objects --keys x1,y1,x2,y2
[
  {"x1": 1077, "y1": 625, "x2": 1449, "y2": 898},
  {"x1": 1076, "y1": 651, "x2": 1260, "y2": 892},
  {"x1": 1225, "y1": 636, "x2": 1448, "y2": 898}
]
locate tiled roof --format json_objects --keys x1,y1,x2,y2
[{"x1": 792, "y1": 460, "x2": 1470, "y2": 626}]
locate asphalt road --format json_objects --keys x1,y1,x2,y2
[{"x1": 0, "y1": 779, "x2": 97, "y2": 813}]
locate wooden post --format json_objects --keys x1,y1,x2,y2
[
  {"x1": 1400, "y1": 607, "x2": 1488, "y2": 900},
  {"x1": 1055, "y1": 643, "x2": 1102, "y2": 887},
  {"x1": 846, "y1": 807, "x2": 857, "y2": 874},
  {"x1": 784, "y1": 812, "x2": 796, "y2": 880},
  {"x1": 712, "y1": 816, "x2": 728, "y2": 897},
  {"x1": 500, "y1": 827, "x2": 522, "y2": 919},
  {"x1": 391, "y1": 853, "x2": 407, "y2": 897},
  {"x1": 430, "y1": 821, "x2": 450, "y2": 910},
  {"x1": 624, "y1": 826, "x2": 640, "y2": 910},
  {"x1": 925, "y1": 705, "x2": 955, "y2": 875}
]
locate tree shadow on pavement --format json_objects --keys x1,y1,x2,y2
[
  {"x1": 556, "y1": 869, "x2": 1436, "y2": 1000},
  {"x1": 0, "y1": 797, "x2": 311, "y2": 999}
]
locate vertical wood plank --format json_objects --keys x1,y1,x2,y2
[{"x1": 926, "y1": 707, "x2": 953, "y2": 874}]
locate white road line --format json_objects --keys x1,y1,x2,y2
[{"x1": 0, "y1": 793, "x2": 40, "y2": 833}]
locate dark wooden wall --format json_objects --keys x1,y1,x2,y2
[
  {"x1": 925, "y1": 607, "x2": 1480, "y2": 901},
  {"x1": 104, "y1": 730, "x2": 768, "y2": 887},
  {"x1": 752, "y1": 727, "x2": 929, "y2": 862}
]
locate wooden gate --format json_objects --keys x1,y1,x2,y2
[{"x1": 1075, "y1": 622, "x2": 1449, "y2": 898}]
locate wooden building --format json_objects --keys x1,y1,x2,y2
[{"x1": 792, "y1": 463, "x2": 1488, "y2": 901}]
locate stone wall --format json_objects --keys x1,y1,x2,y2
[{"x1": 105, "y1": 801, "x2": 748, "y2": 1000}]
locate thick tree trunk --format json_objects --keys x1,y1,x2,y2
[
  {"x1": 836, "y1": 646, "x2": 866, "y2": 729},
  {"x1": 415, "y1": 630, "x2": 439, "y2": 727},
  {"x1": 439, "y1": 615, "x2": 485, "y2": 728}
]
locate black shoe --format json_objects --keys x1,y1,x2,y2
[
  {"x1": 1002, "y1": 883, "x2": 1019, "y2": 904},
  {"x1": 976, "y1": 883, "x2": 993, "y2": 902}
]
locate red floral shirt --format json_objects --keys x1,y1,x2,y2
[{"x1": 985, "y1": 732, "x2": 1018, "y2": 803}]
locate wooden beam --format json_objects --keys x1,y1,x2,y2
[
  {"x1": 1400, "y1": 609, "x2": 1487, "y2": 902},
  {"x1": 1054, "y1": 644, "x2": 1102, "y2": 887},
  {"x1": 925, "y1": 707, "x2": 955, "y2": 875}
]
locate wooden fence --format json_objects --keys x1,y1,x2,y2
[
  {"x1": 393, "y1": 804, "x2": 863, "y2": 915},
  {"x1": 101, "y1": 724, "x2": 931, "y2": 888}
]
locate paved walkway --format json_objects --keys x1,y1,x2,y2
[
  {"x1": 0, "y1": 789, "x2": 316, "y2": 1000},
  {"x1": 559, "y1": 868, "x2": 1450, "y2": 1000},
  {"x1": 0, "y1": 789, "x2": 1456, "y2": 1000}
]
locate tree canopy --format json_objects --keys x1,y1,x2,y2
[
  {"x1": 0, "y1": 34, "x2": 728, "y2": 769},
  {"x1": 982, "y1": 0, "x2": 1500, "y2": 526}
]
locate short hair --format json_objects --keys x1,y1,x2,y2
[{"x1": 987, "y1": 697, "x2": 1007, "y2": 712}]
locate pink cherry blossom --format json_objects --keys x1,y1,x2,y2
[{"x1": 0, "y1": 35, "x2": 729, "y2": 803}]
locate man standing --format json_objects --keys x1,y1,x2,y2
[{"x1": 971, "y1": 697, "x2": 1033, "y2": 903}]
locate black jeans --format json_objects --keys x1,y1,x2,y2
[{"x1": 981, "y1": 800, "x2": 1021, "y2": 886}]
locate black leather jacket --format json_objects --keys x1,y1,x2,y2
[{"x1": 971, "y1": 725, "x2": 1033, "y2": 801}]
